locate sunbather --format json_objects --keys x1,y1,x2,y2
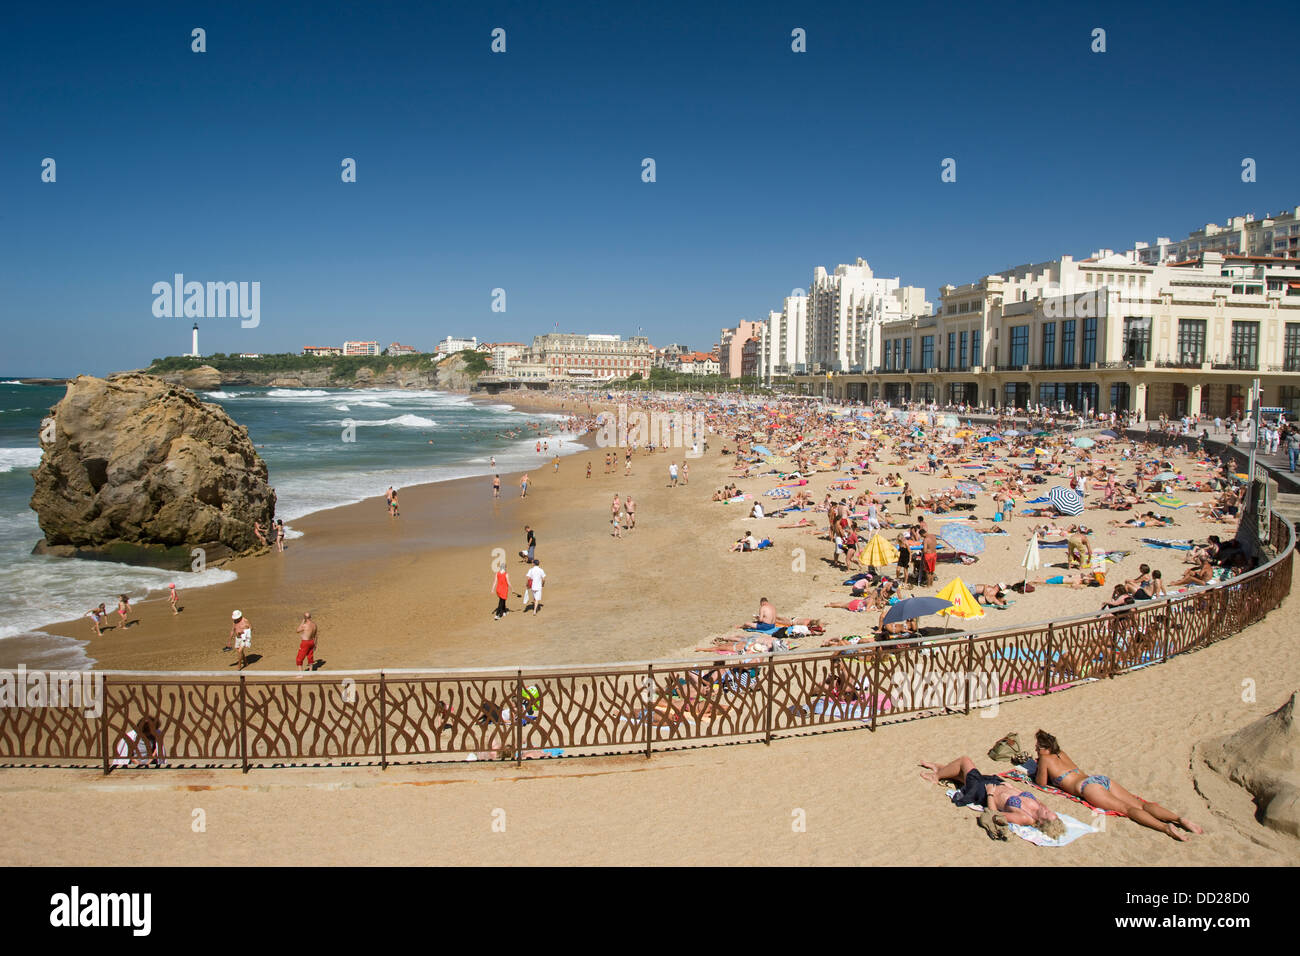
[
  {"x1": 920, "y1": 755, "x2": 1065, "y2": 837},
  {"x1": 1032, "y1": 730, "x2": 1202, "y2": 841}
]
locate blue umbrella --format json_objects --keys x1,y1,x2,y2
[
  {"x1": 977, "y1": 436, "x2": 1001, "y2": 443},
  {"x1": 1003, "y1": 430, "x2": 1021, "y2": 437},
  {"x1": 1073, "y1": 436, "x2": 1096, "y2": 449},
  {"x1": 1100, "y1": 429, "x2": 1120, "y2": 438},
  {"x1": 1047, "y1": 486, "x2": 1084, "y2": 516},
  {"x1": 752, "y1": 444, "x2": 772, "y2": 456},
  {"x1": 938, "y1": 522, "x2": 985, "y2": 554},
  {"x1": 881, "y1": 596, "x2": 953, "y2": 626}
]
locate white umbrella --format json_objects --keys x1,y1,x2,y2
[{"x1": 1021, "y1": 534, "x2": 1041, "y2": 585}]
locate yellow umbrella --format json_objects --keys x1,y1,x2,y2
[
  {"x1": 858, "y1": 533, "x2": 898, "y2": 568},
  {"x1": 1033, "y1": 447, "x2": 1048, "y2": 455},
  {"x1": 935, "y1": 578, "x2": 985, "y2": 620},
  {"x1": 955, "y1": 429, "x2": 972, "y2": 437}
]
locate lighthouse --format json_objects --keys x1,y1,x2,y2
[{"x1": 191, "y1": 323, "x2": 200, "y2": 357}]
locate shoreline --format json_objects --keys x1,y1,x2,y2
[{"x1": 6, "y1": 391, "x2": 1260, "y2": 680}]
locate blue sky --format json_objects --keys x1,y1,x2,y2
[{"x1": 2, "y1": 0, "x2": 1297, "y2": 376}]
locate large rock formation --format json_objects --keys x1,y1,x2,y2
[
  {"x1": 1202, "y1": 691, "x2": 1300, "y2": 837},
  {"x1": 29, "y1": 374, "x2": 276, "y2": 567}
]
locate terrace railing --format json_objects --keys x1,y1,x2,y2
[{"x1": 1, "y1": 512, "x2": 1293, "y2": 773}]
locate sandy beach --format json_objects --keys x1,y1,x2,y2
[
  {"x1": 2, "y1": 558, "x2": 1296, "y2": 866},
  {"x1": 17, "y1": 394, "x2": 1256, "y2": 675}
]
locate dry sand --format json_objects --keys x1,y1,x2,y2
[
  {"x1": 1, "y1": 393, "x2": 1295, "y2": 864},
  {"x1": 2, "y1": 562, "x2": 1297, "y2": 865},
  {"x1": 14, "y1": 395, "x2": 1243, "y2": 671}
]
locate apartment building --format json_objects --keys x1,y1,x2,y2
[
  {"x1": 1137, "y1": 206, "x2": 1300, "y2": 265},
  {"x1": 805, "y1": 250, "x2": 1300, "y2": 418},
  {"x1": 302, "y1": 346, "x2": 343, "y2": 356},
  {"x1": 434, "y1": 336, "x2": 478, "y2": 356},
  {"x1": 342, "y1": 341, "x2": 381, "y2": 356},
  {"x1": 806, "y1": 259, "x2": 931, "y2": 372}
]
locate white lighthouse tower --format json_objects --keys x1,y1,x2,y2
[{"x1": 191, "y1": 323, "x2": 200, "y2": 357}]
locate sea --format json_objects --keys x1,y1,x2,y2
[{"x1": 0, "y1": 382, "x2": 580, "y2": 667}]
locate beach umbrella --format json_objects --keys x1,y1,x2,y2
[
  {"x1": 1032, "y1": 430, "x2": 1050, "y2": 437},
  {"x1": 1033, "y1": 447, "x2": 1049, "y2": 455},
  {"x1": 977, "y1": 435, "x2": 1001, "y2": 443},
  {"x1": 935, "y1": 578, "x2": 985, "y2": 620},
  {"x1": 1003, "y1": 430, "x2": 1021, "y2": 437},
  {"x1": 938, "y1": 522, "x2": 985, "y2": 555},
  {"x1": 881, "y1": 596, "x2": 953, "y2": 627},
  {"x1": 1047, "y1": 486, "x2": 1084, "y2": 516},
  {"x1": 1021, "y1": 534, "x2": 1041, "y2": 582},
  {"x1": 859, "y1": 533, "x2": 898, "y2": 568},
  {"x1": 1100, "y1": 429, "x2": 1120, "y2": 438},
  {"x1": 751, "y1": 444, "x2": 772, "y2": 456},
  {"x1": 956, "y1": 429, "x2": 972, "y2": 437},
  {"x1": 1072, "y1": 436, "x2": 1095, "y2": 448},
  {"x1": 1152, "y1": 471, "x2": 1177, "y2": 481},
  {"x1": 946, "y1": 436, "x2": 965, "y2": 445},
  {"x1": 1153, "y1": 494, "x2": 1187, "y2": 509},
  {"x1": 941, "y1": 414, "x2": 960, "y2": 429}
]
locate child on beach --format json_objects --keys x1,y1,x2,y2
[
  {"x1": 86, "y1": 603, "x2": 106, "y2": 636},
  {"x1": 116, "y1": 594, "x2": 132, "y2": 628},
  {"x1": 167, "y1": 583, "x2": 179, "y2": 615}
]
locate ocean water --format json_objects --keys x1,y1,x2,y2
[{"x1": 0, "y1": 383, "x2": 580, "y2": 666}]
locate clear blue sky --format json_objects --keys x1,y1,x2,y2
[{"x1": 2, "y1": 0, "x2": 1297, "y2": 376}]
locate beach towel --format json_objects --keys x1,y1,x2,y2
[
  {"x1": 1140, "y1": 537, "x2": 1193, "y2": 551},
  {"x1": 944, "y1": 789, "x2": 1098, "y2": 846}
]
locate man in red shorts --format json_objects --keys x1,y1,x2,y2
[
  {"x1": 922, "y1": 528, "x2": 939, "y2": 586},
  {"x1": 295, "y1": 612, "x2": 318, "y2": 672}
]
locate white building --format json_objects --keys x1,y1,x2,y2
[
  {"x1": 807, "y1": 258, "x2": 930, "y2": 372},
  {"x1": 489, "y1": 342, "x2": 526, "y2": 374},
  {"x1": 761, "y1": 294, "x2": 809, "y2": 379},
  {"x1": 343, "y1": 341, "x2": 381, "y2": 356},
  {"x1": 434, "y1": 336, "x2": 478, "y2": 356},
  {"x1": 1135, "y1": 206, "x2": 1300, "y2": 265}
]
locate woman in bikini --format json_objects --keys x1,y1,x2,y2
[
  {"x1": 1032, "y1": 730, "x2": 1201, "y2": 840},
  {"x1": 920, "y1": 756, "x2": 1064, "y2": 836}
]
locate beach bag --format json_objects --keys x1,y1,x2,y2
[
  {"x1": 987, "y1": 733, "x2": 1030, "y2": 764},
  {"x1": 992, "y1": 511, "x2": 1002, "y2": 522}
]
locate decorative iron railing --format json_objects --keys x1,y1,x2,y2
[{"x1": 1, "y1": 512, "x2": 1292, "y2": 773}]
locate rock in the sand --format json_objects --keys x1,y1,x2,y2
[
  {"x1": 1203, "y1": 690, "x2": 1300, "y2": 837},
  {"x1": 29, "y1": 373, "x2": 276, "y2": 568}
]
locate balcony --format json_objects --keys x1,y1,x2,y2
[{"x1": 1154, "y1": 358, "x2": 1205, "y2": 369}]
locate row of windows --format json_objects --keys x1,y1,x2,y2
[{"x1": 879, "y1": 319, "x2": 1300, "y2": 371}]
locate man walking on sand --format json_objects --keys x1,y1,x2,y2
[
  {"x1": 524, "y1": 559, "x2": 546, "y2": 614},
  {"x1": 295, "y1": 612, "x2": 318, "y2": 672},
  {"x1": 625, "y1": 495, "x2": 636, "y2": 530},
  {"x1": 228, "y1": 610, "x2": 252, "y2": 670},
  {"x1": 669, "y1": 461, "x2": 678, "y2": 487},
  {"x1": 520, "y1": 473, "x2": 529, "y2": 498},
  {"x1": 492, "y1": 474, "x2": 501, "y2": 498},
  {"x1": 1067, "y1": 525, "x2": 1093, "y2": 570}
]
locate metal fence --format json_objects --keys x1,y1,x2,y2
[{"x1": 2, "y1": 512, "x2": 1293, "y2": 773}]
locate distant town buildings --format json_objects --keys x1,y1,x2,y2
[
  {"x1": 343, "y1": 341, "x2": 381, "y2": 356},
  {"x1": 385, "y1": 343, "x2": 417, "y2": 356},
  {"x1": 302, "y1": 345, "x2": 343, "y2": 356}
]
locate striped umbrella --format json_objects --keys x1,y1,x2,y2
[{"x1": 1047, "y1": 486, "x2": 1084, "y2": 516}]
